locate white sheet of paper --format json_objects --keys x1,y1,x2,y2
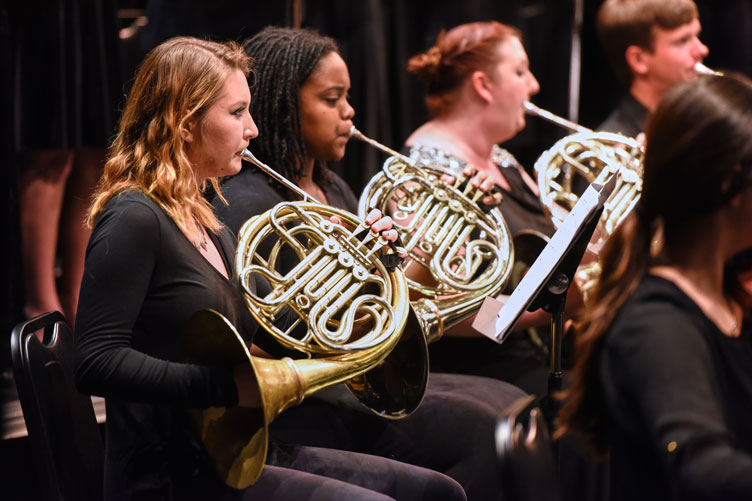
[{"x1": 472, "y1": 178, "x2": 613, "y2": 343}]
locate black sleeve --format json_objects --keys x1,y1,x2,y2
[
  {"x1": 326, "y1": 171, "x2": 360, "y2": 214},
  {"x1": 602, "y1": 304, "x2": 752, "y2": 500},
  {"x1": 73, "y1": 198, "x2": 237, "y2": 408}
]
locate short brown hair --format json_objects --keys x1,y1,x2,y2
[{"x1": 597, "y1": 0, "x2": 698, "y2": 84}]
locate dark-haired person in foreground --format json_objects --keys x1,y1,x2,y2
[{"x1": 558, "y1": 73, "x2": 752, "y2": 500}]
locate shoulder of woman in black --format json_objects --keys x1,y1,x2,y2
[
  {"x1": 213, "y1": 165, "x2": 288, "y2": 236},
  {"x1": 601, "y1": 275, "x2": 752, "y2": 499},
  {"x1": 323, "y1": 168, "x2": 359, "y2": 213}
]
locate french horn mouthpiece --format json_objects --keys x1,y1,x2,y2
[{"x1": 695, "y1": 62, "x2": 721, "y2": 76}]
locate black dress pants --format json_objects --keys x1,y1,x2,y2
[{"x1": 271, "y1": 373, "x2": 527, "y2": 501}]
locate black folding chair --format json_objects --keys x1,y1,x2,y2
[
  {"x1": 496, "y1": 394, "x2": 562, "y2": 501},
  {"x1": 10, "y1": 311, "x2": 104, "y2": 501}
]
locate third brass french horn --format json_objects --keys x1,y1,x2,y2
[
  {"x1": 525, "y1": 102, "x2": 644, "y2": 252},
  {"x1": 526, "y1": 63, "x2": 718, "y2": 295},
  {"x1": 524, "y1": 102, "x2": 644, "y2": 298},
  {"x1": 351, "y1": 127, "x2": 515, "y2": 341}
]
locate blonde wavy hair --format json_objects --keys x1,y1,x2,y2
[{"x1": 87, "y1": 36, "x2": 252, "y2": 241}]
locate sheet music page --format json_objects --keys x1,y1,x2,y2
[{"x1": 472, "y1": 179, "x2": 613, "y2": 343}]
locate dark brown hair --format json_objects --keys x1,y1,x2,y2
[
  {"x1": 407, "y1": 21, "x2": 520, "y2": 117},
  {"x1": 243, "y1": 26, "x2": 338, "y2": 192},
  {"x1": 597, "y1": 0, "x2": 699, "y2": 84},
  {"x1": 557, "y1": 73, "x2": 752, "y2": 454}
]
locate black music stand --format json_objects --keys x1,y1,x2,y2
[{"x1": 473, "y1": 175, "x2": 616, "y2": 421}]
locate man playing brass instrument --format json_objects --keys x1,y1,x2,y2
[{"x1": 597, "y1": 0, "x2": 709, "y2": 136}]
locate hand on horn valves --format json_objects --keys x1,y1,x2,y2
[
  {"x1": 440, "y1": 165, "x2": 503, "y2": 207},
  {"x1": 329, "y1": 209, "x2": 407, "y2": 258}
]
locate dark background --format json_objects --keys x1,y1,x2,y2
[{"x1": 2, "y1": 1, "x2": 751, "y2": 498}]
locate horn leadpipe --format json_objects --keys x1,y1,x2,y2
[
  {"x1": 526, "y1": 66, "x2": 720, "y2": 135},
  {"x1": 241, "y1": 148, "x2": 320, "y2": 204},
  {"x1": 349, "y1": 126, "x2": 415, "y2": 166},
  {"x1": 241, "y1": 148, "x2": 387, "y2": 253},
  {"x1": 524, "y1": 101, "x2": 592, "y2": 134}
]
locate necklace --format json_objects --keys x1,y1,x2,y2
[
  {"x1": 195, "y1": 224, "x2": 208, "y2": 252},
  {"x1": 726, "y1": 297, "x2": 740, "y2": 335},
  {"x1": 650, "y1": 266, "x2": 741, "y2": 336}
]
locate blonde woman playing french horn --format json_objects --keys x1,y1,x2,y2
[
  {"x1": 73, "y1": 36, "x2": 465, "y2": 501},
  {"x1": 213, "y1": 26, "x2": 527, "y2": 501}
]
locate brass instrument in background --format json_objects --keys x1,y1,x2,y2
[
  {"x1": 524, "y1": 101, "x2": 644, "y2": 244},
  {"x1": 351, "y1": 127, "x2": 515, "y2": 341},
  {"x1": 180, "y1": 148, "x2": 428, "y2": 489},
  {"x1": 526, "y1": 61, "x2": 719, "y2": 293},
  {"x1": 533, "y1": 130, "x2": 643, "y2": 249},
  {"x1": 695, "y1": 62, "x2": 722, "y2": 76},
  {"x1": 524, "y1": 102, "x2": 644, "y2": 298}
]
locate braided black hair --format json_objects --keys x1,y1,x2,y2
[{"x1": 243, "y1": 26, "x2": 338, "y2": 195}]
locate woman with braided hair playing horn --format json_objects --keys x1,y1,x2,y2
[
  {"x1": 73, "y1": 35, "x2": 465, "y2": 501},
  {"x1": 213, "y1": 26, "x2": 527, "y2": 501}
]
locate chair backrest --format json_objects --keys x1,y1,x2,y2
[
  {"x1": 10, "y1": 311, "x2": 104, "y2": 501},
  {"x1": 496, "y1": 394, "x2": 562, "y2": 501}
]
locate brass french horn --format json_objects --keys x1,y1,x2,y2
[
  {"x1": 527, "y1": 62, "x2": 719, "y2": 294},
  {"x1": 180, "y1": 149, "x2": 428, "y2": 489},
  {"x1": 525, "y1": 102, "x2": 644, "y2": 251},
  {"x1": 524, "y1": 102, "x2": 644, "y2": 299},
  {"x1": 351, "y1": 127, "x2": 515, "y2": 342}
]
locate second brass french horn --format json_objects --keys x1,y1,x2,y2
[
  {"x1": 179, "y1": 148, "x2": 428, "y2": 489},
  {"x1": 351, "y1": 127, "x2": 515, "y2": 341}
]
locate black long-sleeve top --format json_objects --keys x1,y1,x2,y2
[
  {"x1": 73, "y1": 190, "x2": 261, "y2": 499},
  {"x1": 600, "y1": 275, "x2": 752, "y2": 501},
  {"x1": 597, "y1": 93, "x2": 649, "y2": 138}
]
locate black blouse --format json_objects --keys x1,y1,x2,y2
[
  {"x1": 600, "y1": 275, "x2": 752, "y2": 501},
  {"x1": 597, "y1": 93, "x2": 649, "y2": 138},
  {"x1": 74, "y1": 190, "x2": 260, "y2": 499}
]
